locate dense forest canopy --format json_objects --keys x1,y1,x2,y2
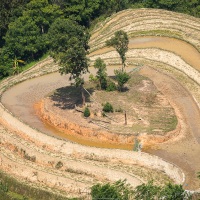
[{"x1": 0, "y1": 0, "x2": 199, "y2": 79}]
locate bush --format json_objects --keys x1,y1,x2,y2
[
  {"x1": 84, "y1": 107, "x2": 90, "y2": 117},
  {"x1": 114, "y1": 69, "x2": 130, "y2": 91},
  {"x1": 55, "y1": 161, "x2": 63, "y2": 169},
  {"x1": 106, "y1": 81, "x2": 117, "y2": 91},
  {"x1": 91, "y1": 180, "x2": 134, "y2": 200},
  {"x1": 103, "y1": 102, "x2": 113, "y2": 113}
]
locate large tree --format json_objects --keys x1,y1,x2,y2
[
  {"x1": 106, "y1": 30, "x2": 129, "y2": 71},
  {"x1": 0, "y1": 0, "x2": 30, "y2": 47},
  {"x1": 3, "y1": 0, "x2": 62, "y2": 62},
  {"x1": 48, "y1": 18, "x2": 90, "y2": 105}
]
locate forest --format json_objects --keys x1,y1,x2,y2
[{"x1": 0, "y1": 0, "x2": 199, "y2": 79}]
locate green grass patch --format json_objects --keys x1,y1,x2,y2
[
  {"x1": 0, "y1": 170, "x2": 77, "y2": 200},
  {"x1": 129, "y1": 30, "x2": 183, "y2": 39}
]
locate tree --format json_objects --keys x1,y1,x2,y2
[
  {"x1": 114, "y1": 69, "x2": 130, "y2": 91},
  {"x1": 106, "y1": 30, "x2": 129, "y2": 71},
  {"x1": 3, "y1": 0, "x2": 62, "y2": 62},
  {"x1": 4, "y1": 15, "x2": 45, "y2": 61},
  {"x1": 48, "y1": 18, "x2": 90, "y2": 105},
  {"x1": 134, "y1": 181, "x2": 192, "y2": 200},
  {"x1": 91, "y1": 180, "x2": 134, "y2": 200},
  {"x1": 0, "y1": 0, "x2": 30, "y2": 47},
  {"x1": 160, "y1": 183, "x2": 191, "y2": 200},
  {"x1": 25, "y1": 0, "x2": 62, "y2": 34},
  {"x1": 134, "y1": 180, "x2": 161, "y2": 200},
  {"x1": 94, "y1": 58, "x2": 107, "y2": 90}
]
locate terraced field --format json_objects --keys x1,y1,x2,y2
[{"x1": 0, "y1": 9, "x2": 200, "y2": 198}]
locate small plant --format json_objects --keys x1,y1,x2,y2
[
  {"x1": 0, "y1": 181, "x2": 8, "y2": 193},
  {"x1": 103, "y1": 102, "x2": 113, "y2": 113},
  {"x1": 84, "y1": 107, "x2": 90, "y2": 117},
  {"x1": 106, "y1": 81, "x2": 117, "y2": 91},
  {"x1": 55, "y1": 161, "x2": 63, "y2": 169}
]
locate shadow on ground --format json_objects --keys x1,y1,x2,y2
[{"x1": 50, "y1": 86, "x2": 93, "y2": 109}]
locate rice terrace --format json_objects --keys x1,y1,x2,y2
[{"x1": 0, "y1": 7, "x2": 200, "y2": 199}]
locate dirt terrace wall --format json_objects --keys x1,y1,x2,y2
[{"x1": 0, "y1": 101, "x2": 185, "y2": 184}]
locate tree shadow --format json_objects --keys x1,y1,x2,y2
[{"x1": 50, "y1": 86, "x2": 94, "y2": 110}]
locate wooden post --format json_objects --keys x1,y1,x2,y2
[{"x1": 125, "y1": 111, "x2": 127, "y2": 125}]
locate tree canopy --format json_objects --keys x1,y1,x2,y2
[
  {"x1": 106, "y1": 30, "x2": 129, "y2": 71},
  {"x1": 48, "y1": 18, "x2": 90, "y2": 106},
  {"x1": 0, "y1": 0, "x2": 199, "y2": 80},
  {"x1": 48, "y1": 18, "x2": 90, "y2": 82},
  {"x1": 91, "y1": 180, "x2": 192, "y2": 200}
]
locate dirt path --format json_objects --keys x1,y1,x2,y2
[{"x1": 140, "y1": 66, "x2": 200, "y2": 189}]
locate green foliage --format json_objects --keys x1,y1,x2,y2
[
  {"x1": 0, "y1": 170, "x2": 70, "y2": 200},
  {"x1": 103, "y1": 102, "x2": 113, "y2": 113},
  {"x1": 106, "y1": 81, "x2": 117, "y2": 92},
  {"x1": 55, "y1": 161, "x2": 63, "y2": 169},
  {"x1": 160, "y1": 182, "x2": 190, "y2": 200},
  {"x1": 0, "y1": 0, "x2": 29, "y2": 47},
  {"x1": 106, "y1": 30, "x2": 129, "y2": 71},
  {"x1": 0, "y1": 181, "x2": 8, "y2": 193},
  {"x1": 114, "y1": 69, "x2": 130, "y2": 91},
  {"x1": 94, "y1": 58, "x2": 107, "y2": 90},
  {"x1": 84, "y1": 107, "x2": 90, "y2": 117},
  {"x1": 48, "y1": 18, "x2": 90, "y2": 85},
  {"x1": 134, "y1": 180, "x2": 161, "y2": 200},
  {"x1": 91, "y1": 180, "x2": 134, "y2": 200},
  {"x1": 25, "y1": 0, "x2": 62, "y2": 34},
  {"x1": 91, "y1": 180, "x2": 192, "y2": 200},
  {"x1": 134, "y1": 180, "x2": 192, "y2": 200},
  {"x1": 197, "y1": 171, "x2": 200, "y2": 179}
]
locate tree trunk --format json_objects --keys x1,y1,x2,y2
[
  {"x1": 81, "y1": 85, "x2": 85, "y2": 106},
  {"x1": 124, "y1": 111, "x2": 127, "y2": 125}
]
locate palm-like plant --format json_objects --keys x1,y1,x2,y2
[{"x1": 13, "y1": 56, "x2": 25, "y2": 75}]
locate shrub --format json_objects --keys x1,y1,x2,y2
[
  {"x1": 55, "y1": 161, "x2": 63, "y2": 169},
  {"x1": 106, "y1": 81, "x2": 117, "y2": 91},
  {"x1": 103, "y1": 102, "x2": 113, "y2": 113},
  {"x1": 84, "y1": 107, "x2": 90, "y2": 117},
  {"x1": 114, "y1": 69, "x2": 130, "y2": 91}
]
